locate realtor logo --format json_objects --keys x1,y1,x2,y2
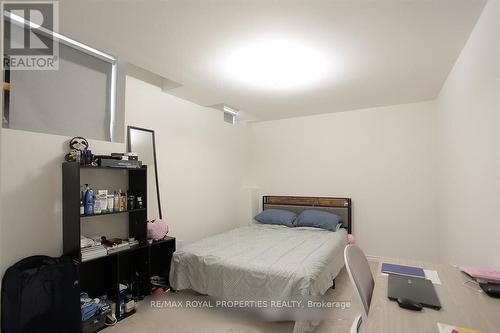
[{"x1": 2, "y1": 1, "x2": 59, "y2": 70}]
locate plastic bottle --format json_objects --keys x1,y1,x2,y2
[
  {"x1": 123, "y1": 191, "x2": 128, "y2": 211},
  {"x1": 99, "y1": 190, "x2": 108, "y2": 213},
  {"x1": 84, "y1": 185, "x2": 94, "y2": 216},
  {"x1": 94, "y1": 191, "x2": 101, "y2": 214},
  {"x1": 114, "y1": 190, "x2": 120, "y2": 212},
  {"x1": 107, "y1": 194, "x2": 114, "y2": 213}
]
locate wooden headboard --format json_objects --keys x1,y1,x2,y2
[{"x1": 262, "y1": 196, "x2": 352, "y2": 234}]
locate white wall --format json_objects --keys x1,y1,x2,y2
[
  {"x1": 249, "y1": 102, "x2": 439, "y2": 261},
  {"x1": 125, "y1": 76, "x2": 250, "y2": 246},
  {"x1": 0, "y1": 75, "x2": 250, "y2": 276},
  {"x1": 436, "y1": 0, "x2": 500, "y2": 269},
  {"x1": 0, "y1": 131, "x2": 123, "y2": 272},
  {"x1": 246, "y1": 1, "x2": 500, "y2": 266}
]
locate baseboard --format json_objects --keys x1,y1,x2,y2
[{"x1": 365, "y1": 255, "x2": 381, "y2": 262}]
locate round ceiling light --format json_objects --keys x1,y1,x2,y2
[{"x1": 222, "y1": 38, "x2": 330, "y2": 90}]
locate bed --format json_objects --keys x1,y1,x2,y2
[{"x1": 169, "y1": 196, "x2": 352, "y2": 333}]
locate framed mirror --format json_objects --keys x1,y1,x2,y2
[{"x1": 127, "y1": 126, "x2": 162, "y2": 220}]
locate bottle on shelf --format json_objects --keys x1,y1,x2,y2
[
  {"x1": 114, "y1": 190, "x2": 120, "y2": 212},
  {"x1": 83, "y1": 185, "x2": 94, "y2": 216},
  {"x1": 107, "y1": 194, "x2": 114, "y2": 213},
  {"x1": 127, "y1": 194, "x2": 135, "y2": 210},
  {"x1": 98, "y1": 190, "x2": 108, "y2": 213},
  {"x1": 118, "y1": 189, "x2": 126, "y2": 212},
  {"x1": 93, "y1": 192, "x2": 101, "y2": 214},
  {"x1": 79, "y1": 185, "x2": 85, "y2": 215},
  {"x1": 122, "y1": 191, "x2": 128, "y2": 211}
]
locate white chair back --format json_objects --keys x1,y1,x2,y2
[{"x1": 344, "y1": 245, "x2": 374, "y2": 332}]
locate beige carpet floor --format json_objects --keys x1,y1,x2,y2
[{"x1": 105, "y1": 263, "x2": 377, "y2": 333}]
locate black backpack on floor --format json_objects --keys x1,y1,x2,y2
[{"x1": 1, "y1": 255, "x2": 80, "y2": 333}]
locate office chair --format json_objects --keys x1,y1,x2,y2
[{"x1": 344, "y1": 245, "x2": 374, "y2": 333}]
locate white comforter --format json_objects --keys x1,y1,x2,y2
[{"x1": 170, "y1": 223, "x2": 346, "y2": 300}]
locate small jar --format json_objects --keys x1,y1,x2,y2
[
  {"x1": 119, "y1": 195, "x2": 127, "y2": 212},
  {"x1": 127, "y1": 195, "x2": 135, "y2": 210},
  {"x1": 136, "y1": 196, "x2": 143, "y2": 209}
]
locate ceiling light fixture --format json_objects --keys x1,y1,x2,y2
[{"x1": 222, "y1": 38, "x2": 330, "y2": 90}]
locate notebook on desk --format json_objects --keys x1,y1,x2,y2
[{"x1": 381, "y1": 263, "x2": 425, "y2": 278}]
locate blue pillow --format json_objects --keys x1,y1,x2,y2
[
  {"x1": 295, "y1": 210, "x2": 341, "y2": 231},
  {"x1": 254, "y1": 209, "x2": 297, "y2": 227}
]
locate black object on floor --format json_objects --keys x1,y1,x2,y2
[{"x1": 1, "y1": 255, "x2": 80, "y2": 333}]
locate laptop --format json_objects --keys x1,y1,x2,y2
[{"x1": 388, "y1": 274, "x2": 442, "y2": 310}]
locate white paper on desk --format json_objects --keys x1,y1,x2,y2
[{"x1": 424, "y1": 269, "x2": 441, "y2": 285}]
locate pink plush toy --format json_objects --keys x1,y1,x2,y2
[
  {"x1": 347, "y1": 234, "x2": 355, "y2": 244},
  {"x1": 147, "y1": 219, "x2": 168, "y2": 241}
]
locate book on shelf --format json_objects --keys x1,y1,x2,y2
[
  {"x1": 81, "y1": 244, "x2": 107, "y2": 261},
  {"x1": 105, "y1": 241, "x2": 130, "y2": 254},
  {"x1": 81, "y1": 244, "x2": 106, "y2": 252},
  {"x1": 81, "y1": 239, "x2": 141, "y2": 258}
]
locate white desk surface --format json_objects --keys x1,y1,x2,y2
[{"x1": 365, "y1": 258, "x2": 500, "y2": 333}]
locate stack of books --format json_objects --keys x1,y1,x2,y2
[
  {"x1": 81, "y1": 244, "x2": 107, "y2": 261},
  {"x1": 381, "y1": 263, "x2": 425, "y2": 278},
  {"x1": 105, "y1": 241, "x2": 130, "y2": 254}
]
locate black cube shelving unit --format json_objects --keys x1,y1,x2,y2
[{"x1": 62, "y1": 162, "x2": 175, "y2": 331}]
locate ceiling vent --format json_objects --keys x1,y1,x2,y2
[{"x1": 223, "y1": 105, "x2": 238, "y2": 124}]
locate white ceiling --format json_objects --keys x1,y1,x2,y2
[{"x1": 59, "y1": 0, "x2": 486, "y2": 121}]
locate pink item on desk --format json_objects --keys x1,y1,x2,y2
[
  {"x1": 460, "y1": 266, "x2": 500, "y2": 282},
  {"x1": 347, "y1": 234, "x2": 355, "y2": 244}
]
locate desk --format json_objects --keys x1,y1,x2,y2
[{"x1": 365, "y1": 258, "x2": 500, "y2": 333}]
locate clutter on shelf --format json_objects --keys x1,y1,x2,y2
[
  {"x1": 119, "y1": 283, "x2": 137, "y2": 317},
  {"x1": 65, "y1": 136, "x2": 96, "y2": 166},
  {"x1": 80, "y1": 185, "x2": 144, "y2": 216},
  {"x1": 80, "y1": 292, "x2": 113, "y2": 333},
  {"x1": 64, "y1": 137, "x2": 142, "y2": 169},
  {"x1": 80, "y1": 236, "x2": 140, "y2": 261}
]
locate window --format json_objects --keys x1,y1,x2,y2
[{"x1": 2, "y1": 14, "x2": 124, "y2": 142}]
